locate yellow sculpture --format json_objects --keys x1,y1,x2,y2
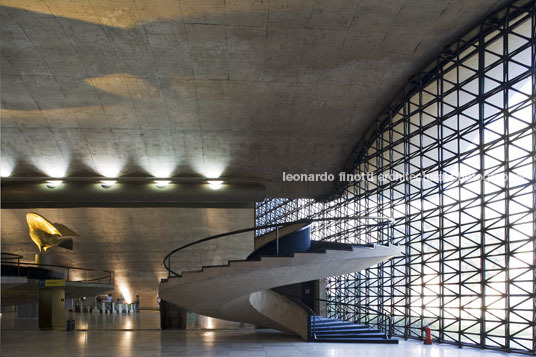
[{"x1": 26, "y1": 213, "x2": 78, "y2": 253}]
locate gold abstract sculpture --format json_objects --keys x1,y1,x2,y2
[{"x1": 26, "y1": 213, "x2": 78, "y2": 253}]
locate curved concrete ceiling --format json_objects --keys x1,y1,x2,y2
[{"x1": 0, "y1": 0, "x2": 509, "y2": 198}]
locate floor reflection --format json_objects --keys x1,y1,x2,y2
[
  {"x1": 2, "y1": 311, "x2": 513, "y2": 357},
  {"x1": 1, "y1": 310, "x2": 254, "y2": 331},
  {"x1": 187, "y1": 312, "x2": 254, "y2": 330},
  {"x1": 1, "y1": 328, "x2": 510, "y2": 357}
]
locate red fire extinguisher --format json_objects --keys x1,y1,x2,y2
[{"x1": 424, "y1": 326, "x2": 433, "y2": 345}]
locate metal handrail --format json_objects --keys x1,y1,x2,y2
[
  {"x1": 279, "y1": 294, "x2": 394, "y2": 339},
  {"x1": 1, "y1": 252, "x2": 23, "y2": 276},
  {"x1": 1, "y1": 257, "x2": 113, "y2": 284},
  {"x1": 162, "y1": 216, "x2": 393, "y2": 277},
  {"x1": 1, "y1": 252, "x2": 24, "y2": 260}
]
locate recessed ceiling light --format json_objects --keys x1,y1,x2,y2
[
  {"x1": 208, "y1": 180, "x2": 223, "y2": 190},
  {"x1": 154, "y1": 180, "x2": 171, "y2": 188},
  {"x1": 46, "y1": 180, "x2": 62, "y2": 188},
  {"x1": 100, "y1": 180, "x2": 117, "y2": 188}
]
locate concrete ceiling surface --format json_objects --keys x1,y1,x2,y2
[{"x1": 0, "y1": 0, "x2": 508, "y2": 197}]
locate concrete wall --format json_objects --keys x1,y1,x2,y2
[{"x1": 1, "y1": 207, "x2": 254, "y2": 309}]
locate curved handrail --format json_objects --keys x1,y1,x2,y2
[
  {"x1": 1, "y1": 252, "x2": 24, "y2": 276},
  {"x1": 163, "y1": 216, "x2": 393, "y2": 277},
  {"x1": 2, "y1": 260, "x2": 113, "y2": 274},
  {"x1": 1, "y1": 252, "x2": 24, "y2": 260},
  {"x1": 75, "y1": 275, "x2": 113, "y2": 283},
  {"x1": 1, "y1": 258, "x2": 113, "y2": 284}
]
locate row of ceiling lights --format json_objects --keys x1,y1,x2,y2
[{"x1": 45, "y1": 179, "x2": 224, "y2": 190}]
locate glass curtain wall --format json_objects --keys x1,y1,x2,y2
[{"x1": 255, "y1": 1, "x2": 535, "y2": 354}]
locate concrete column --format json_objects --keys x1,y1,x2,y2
[
  {"x1": 160, "y1": 300, "x2": 187, "y2": 329},
  {"x1": 316, "y1": 279, "x2": 327, "y2": 317},
  {"x1": 38, "y1": 287, "x2": 65, "y2": 330},
  {"x1": 34, "y1": 253, "x2": 53, "y2": 265}
]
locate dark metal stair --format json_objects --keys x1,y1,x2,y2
[{"x1": 311, "y1": 316, "x2": 398, "y2": 344}]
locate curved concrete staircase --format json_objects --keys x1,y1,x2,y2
[{"x1": 159, "y1": 221, "x2": 402, "y2": 343}]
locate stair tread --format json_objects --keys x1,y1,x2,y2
[
  {"x1": 314, "y1": 324, "x2": 373, "y2": 328},
  {"x1": 202, "y1": 264, "x2": 230, "y2": 269},
  {"x1": 315, "y1": 327, "x2": 370, "y2": 330},
  {"x1": 314, "y1": 337, "x2": 398, "y2": 344},
  {"x1": 314, "y1": 329, "x2": 381, "y2": 334},
  {"x1": 314, "y1": 329, "x2": 382, "y2": 334},
  {"x1": 315, "y1": 337, "x2": 392, "y2": 340},
  {"x1": 313, "y1": 323, "x2": 363, "y2": 328},
  {"x1": 315, "y1": 332, "x2": 385, "y2": 338},
  {"x1": 309, "y1": 316, "x2": 394, "y2": 344}
]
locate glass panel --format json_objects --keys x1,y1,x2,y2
[{"x1": 256, "y1": 5, "x2": 535, "y2": 354}]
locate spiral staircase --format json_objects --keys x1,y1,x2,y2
[{"x1": 159, "y1": 219, "x2": 401, "y2": 343}]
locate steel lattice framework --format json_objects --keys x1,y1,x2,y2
[{"x1": 255, "y1": 1, "x2": 536, "y2": 354}]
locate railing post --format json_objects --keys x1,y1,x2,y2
[
  {"x1": 313, "y1": 313, "x2": 316, "y2": 340},
  {"x1": 167, "y1": 256, "x2": 171, "y2": 277},
  {"x1": 276, "y1": 226, "x2": 279, "y2": 256}
]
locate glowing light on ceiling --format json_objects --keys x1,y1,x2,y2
[
  {"x1": 46, "y1": 180, "x2": 63, "y2": 188},
  {"x1": 154, "y1": 180, "x2": 171, "y2": 188},
  {"x1": 207, "y1": 180, "x2": 223, "y2": 190},
  {"x1": 0, "y1": 160, "x2": 14, "y2": 177},
  {"x1": 196, "y1": 162, "x2": 227, "y2": 190},
  {"x1": 100, "y1": 180, "x2": 117, "y2": 188},
  {"x1": 32, "y1": 157, "x2": 69, "y2": 178},
  {"x1": 142, "y1": 157, "x2": 177, "y2": 179},
  {"x1": 95, "y1": 158, "x2": 124, "y2": 178},
  {"x1": 195, "y1": 161, "x2": 226, "y2": 181}
]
